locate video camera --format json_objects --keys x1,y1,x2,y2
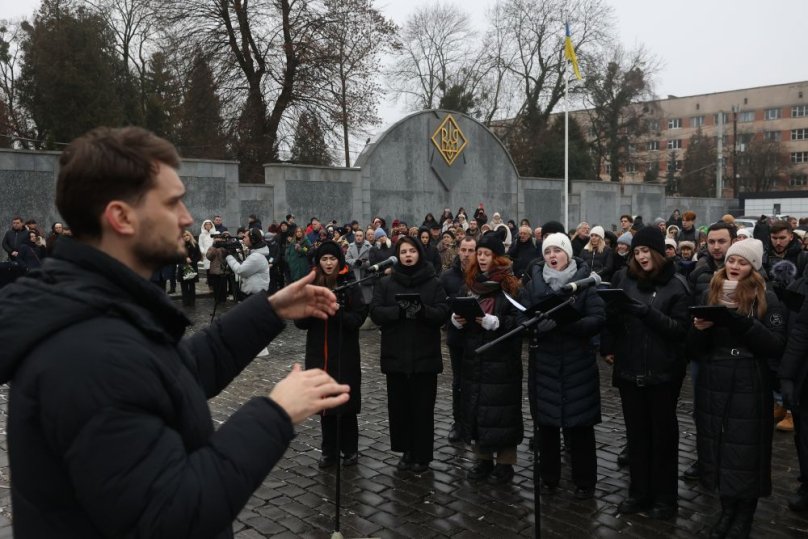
[{"x1": 214, "y1": 236, "x2": 243, "y2": 257}]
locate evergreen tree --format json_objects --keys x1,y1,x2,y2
[
  {"x1": 143, "y1": 52, "x2": 181, "y2": 141},
  {"x1": 531, "y1": 115, "x2": 592, "y2": 180},
  {"x1": 18, "y1": 1, "x2": 137, "y2": 148},
  {"x1": 680, "y1": 129, "x2": 716, "y2": 196},
  {"x1": 178, "y1": 51, "x2": 227, "y2": 159},
  {"x1": 290, "y1": 112, "x2": 333, "y2": 166}
]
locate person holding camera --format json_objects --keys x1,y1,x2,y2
[
  {"x1": 370, "y1": 236, "x2": 450, "y2": 473},
  {"x1": 295, "y1": 241, "x2": 368, "y2": 468},
  {"x1": 225, "y1": 228, "x2": 270, "y2": 300}
]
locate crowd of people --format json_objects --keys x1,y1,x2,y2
[{"x1": 7, "y1": 199, "x2": 808, "y2": 538}]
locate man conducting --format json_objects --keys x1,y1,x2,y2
[{"x1": 0, "y1": 127, "x2": 349, "y2": 537}]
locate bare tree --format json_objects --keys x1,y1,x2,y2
[
  {"x1": 387, "y1": 3, "x2": 482, "y2": 111},
  {"x1": 319, "y1": 0, "x2": 395, "y2": 166},
  {"x1": 0, "y1": 21, "x2": 35, "y2": 147},
  {"x1": 737, "y1": 137, "x2": 791, "y2": 193},
  {"x1": 583, "y1": 46, "x2": 658, "y2": 182}
]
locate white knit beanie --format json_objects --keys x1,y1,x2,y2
[
  {"x1": 543, "y1": 233, "x2": 573, "y2": 260},
  {"x1": 665, "y1": 238, "x2": 677, "y2": 249},
  {"x1": 589, "y1": 225, "x2": 605, "y2": 239},
  {"x1": 725, "y1": 238, "x2": 763, "y2": 270}
]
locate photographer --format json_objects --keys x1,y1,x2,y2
[
  {"x1": 206, "y1": 232, "x2": 230, "y2": 304},
  {"x1": 226, "y1": 228, "x2": 270, "y2": 300}
]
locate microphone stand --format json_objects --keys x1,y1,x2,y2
[
  {"x1": 474, "y1": 294, "x2": 578, "y2": 539},
  {"x1": 327, "y1": 270, "x2": 381, "y2": 539}
]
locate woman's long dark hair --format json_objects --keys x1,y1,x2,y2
[{"x1": 627, "y1": 249, "x2": 667, "y2": 281}]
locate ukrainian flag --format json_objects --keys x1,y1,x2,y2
[{"x1": 564, "y1": 22, "x2": 582, "y2": 80}]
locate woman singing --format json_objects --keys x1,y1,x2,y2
[
  {"x1": 295, "y1": 241, "x2": 368, "y2": 468},
  {"x1": 370, "y1": 236, "x2": 449, "y2": 473},
  {"x1": 602, "y1": 226, "x2": 690, "y2": 519},
  {"x1": 688, "y1": 239, "x2": 786, "y2": 538},
  {"x1": 520, "y1": 233, "x2": 605, "y2": 497},
  {"x1": 452, "y1": 233, "x2": 523, "y2": 484}
]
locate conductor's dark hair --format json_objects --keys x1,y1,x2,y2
[{"x1": 56, "y1": 126, "x2": 180, "y2": 240}]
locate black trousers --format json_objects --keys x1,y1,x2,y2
[
  {"x1": 321, "y1": 413, "x2": 358, "y2": 457},
  {"x1": 538, "y1": 425, "x2": 597, "y2": 489},
  {"x1": 209, "y1": 274, "x2": 227, "y2": 304},
  {"x1": 180, "y1": 280, "x2": 196, "y2": 306},
  {"x1": 386, "y1": 373, "x2": 437, "y2": 464},
  {"x1": 619, "y1": 381, "x2": 680, "y2": 504},
  {"x1": 448, "y1": 344, "x2": 463, "y2": 423},
  {"x1": 793, "y1": 384, "x2": 808, "y2": 484}
]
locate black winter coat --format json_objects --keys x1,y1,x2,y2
[
  {"x1": 440, "y1": 256, "x2": 466, "y2": 348},
  {"x1": 0, "y1": 238, "x2": 293, "y2": 538},
  {"x1": 779, "y1": 275, "x2": 808, "y2": 403},
  {"x1": 456, "y1": 288, "x2": 523, "y2": 451},
  {"x1": 370, "y1": 263, "x2": 449, "y2": 374},
  {"x1": 580, "y1": 246, "x2": 614, "y2": 281},
  {"x1": 521, "y1": 259, "x2": 606, "y2": 428},
  {"x1": 688, "y1": 290, "x2": 786, "y2": 498},
  {"x1": 688, "y1": 255, "x2": 721, "y2": 298},
  {"x1": 295, "y1": 270, "x2": 368, "y2": 415},
  {"x1": 508, "y1": 238, "x2": 540, "y2": 277},
  {"x1": 604, "y1": 262, "x2": 691, "y2": 386}
]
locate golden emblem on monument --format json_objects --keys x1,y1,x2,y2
[{"x1": 431, "y1": 115, "x2": 468, "y2": 166}]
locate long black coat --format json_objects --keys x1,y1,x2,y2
[
  {"x1": 456, "y1": 287, "x2": 523, "y2": 452},
  {"x1": 0, "y1": 238, "x2": 293, "y2": 538},
  {"x1": 604, "y1": 262, "x2": 691, "y2": 386},
  {"x1": 370, "y1": 264, "x2": 449, "y2": 374},
  {"x1": 688, "y1": 290, "x2": 786, "y2": 498},
  {"x1": 520, "y1": 259, "x2": 606, "y2": 428},
  {"x1": 580, "y1": 246, "x2": 615, "y2": 282},
  {"x1": 295, "y1": 270, "x2": 368, "y2": 415}
]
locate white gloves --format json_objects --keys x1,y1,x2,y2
[{"x1": 480, "y1": 314, "x2": 500, "y2": 331}]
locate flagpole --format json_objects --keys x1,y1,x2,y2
[{"x1": 564, "y1": 62, "x2": 569, "y2": 233}]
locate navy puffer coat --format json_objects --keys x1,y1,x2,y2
[{"x1": 520, "y1": 259, "x2": 606, "y2": 428}]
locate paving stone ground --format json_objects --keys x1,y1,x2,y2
[{"x1": 2, "y1": 294, "x2": 808, "y2": 538}]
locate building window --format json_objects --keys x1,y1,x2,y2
[
  {"x1": 626, "y1": 162, "x2": 637, "y2": 174},
  {"x1": 667, "y1": 139, "x2": 682, "y2": 150},
  {"x1": 738, "y1": 111, "x2": 755, "y2": 122},
  {"x1": 792, "y1": 152, "x2": 808, "y2": 163},
  {"x1": 765, "y1": 108, "x2": 781, "y2": 120},
  {"x1": 604, "y1": 163, "x2": 611, "y2": 174},
  {"x1": 647, "y1": 140, "x2": 659, "y2": 151},
  {"x1": 791, "y1": 175, "x2": 808, "y2": 187},
  {"x1": 714, "y1": 112, "x2": 729, "y2": 124},
  {"x1": 675, "y1": 160, "x2": 682, "y2": 171},
  {"x1": 792, "y1": 128, "x2": 808, "y2": 140},
  {"x1": 792, "y1": 105, "x2": 808, "y2": 118},
  {"x1": 647, "y1": 119, "x2": 659, "y2": 131},
  {"x1": 690, "y1": 116, "x2": 704, "y2": 128},
  {"x1": 764, "y1": 131, "x2": 782, "y2": 141},
  {"x1": 647, "y1": 162, "x2": 659, "y2": 172},
  {"x1": 668, "y1": 118, "x2": 682, "y2": 129}
]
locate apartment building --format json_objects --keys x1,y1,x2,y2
[{"x1": 573, "y1": 80, "x2": 808, "y2": 192}]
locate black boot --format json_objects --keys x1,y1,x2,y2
[
  {"x1": 788, "y1": 484, "x2": 808, "y2": 512},
  {"x1": 617, "y1": 446, "x2": 629, "y2": 467},
  {"x1": 710, "y1": 497, "x2": 737, "y2": 539},
  {"x1": 724, "y1": 498, "x2": 757, "y2": 539}
]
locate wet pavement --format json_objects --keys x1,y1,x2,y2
[{"x1": 1, "y1": 294, "x2": 808, "y2": 537}]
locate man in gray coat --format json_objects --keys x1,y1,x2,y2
[{"x1": 346, "y1": 229, "x2": 373, "y2": 303}]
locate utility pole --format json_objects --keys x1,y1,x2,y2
[
  {"x1": 732, "y1": 105, "x2": 739, "y2": 198},
  {"x1": 716, "y1": 112, "x2": 724, "y2": 198}
]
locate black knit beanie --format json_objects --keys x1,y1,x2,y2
[
  {"x1": 631, "y1": 226, "x2": 666, "y2": 257},
  {"x1": 541, "y1": 220, "x2": 566, "y2": 236},
  {"x1": 477, "y1": 231, "x2": 505, "y2": 256}
]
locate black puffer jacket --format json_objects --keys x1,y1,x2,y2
[
  {"x1": 0, "y1": 238, "x2": 293, "y2": 538},
  {"x1": 295, "y1": 269, "x2": 368, "y2": 415},
  {"x1": 688, "y1": 290, "x2": 786, "y2": 498},
  {"x1": 688, "y1": 255, "x2": 721, "y2": 298},
  {"x1": 508, "y1": 238, "x2": 540, "y2": 278},
  {"x1": 456, "y1": 287, "x2": 523, "y2": 451},
  {"x1": 370, "y1": 262, "x2": 449, "y2": 374},
  {"x1": 521, "y1": 259, "x2": 606, "y2": 428},
  {"x1": 604, "y1": 261, "x2": 692, "y2": 386}
]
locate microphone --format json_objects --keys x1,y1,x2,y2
[
  {"x1": 561, "y1": 273, "x2": 602, "y2": 293},
  {"x1": 368, "y1": 255, "x2": 398, "y2": 273}
]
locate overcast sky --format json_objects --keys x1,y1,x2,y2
[{"x1": 4, "y1": 0, "x2": 808, "y2": 139}]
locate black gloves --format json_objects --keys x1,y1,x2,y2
[
  {"x1": 625, "y1": 297, "x2": 650, "y2": 317},
  {"x1": 535, "y1": 319, "x2": 557, "y2": 333},
  {"x1": 727, "y1": 310, "x2": 754, "y2": 333}
]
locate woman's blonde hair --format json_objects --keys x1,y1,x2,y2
[{"x1": 707, "y1": 267, "x2": 767, "y2": 319}]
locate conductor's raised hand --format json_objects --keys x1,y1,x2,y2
[
  {"x1": 269, "y1": 364, "x2": 350, "y2": 424},
  {"x1": 268, "y1": 269, "x2": 338, "y2": 320}
]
